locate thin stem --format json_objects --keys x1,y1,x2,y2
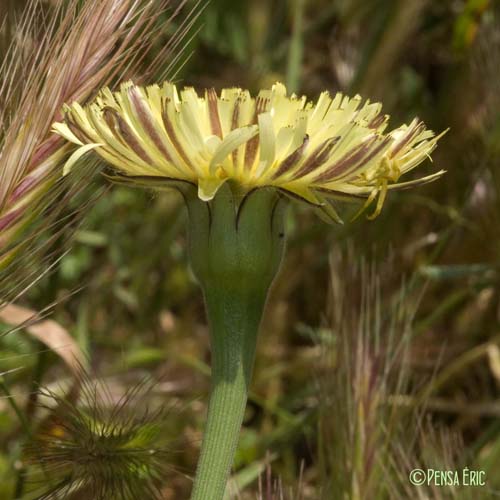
[
  {"x1": 26, "y1": 344, "x2": 48, "y2": 418},
  {"x1": 0, "y1": 376, "x2": 31, "y2": 437},
  {"x1": 191, "y1": 285, "x2": 267, "y2": 500},
  {"x1": 0, "y1": 375, "x2": 32, "y2": 499},
  {"x1": 286, "y1": 0, "x2": 306, "y2": 93}
]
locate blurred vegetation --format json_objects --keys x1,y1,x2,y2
[{"x1": 1, "y1": 0, "x2": 500, "y2": 498}]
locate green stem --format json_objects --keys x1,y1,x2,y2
[
  {"x1": 0, "y1": 376, "x2": 31, "y2": 438},
  {"x1": 191, "y1": 286, "x2": 267, "y2": 500},
  {"x1": 0, "y1": 375, "x2": 32, "y2": 500},
  {"x1": 185, "y1": 183, "x2": 286, "y2": 500},
  {"x1": 286, "y1": 0, "x2": 306, "y2": 93}
]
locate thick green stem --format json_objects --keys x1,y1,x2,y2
[
  {"x1": 191, "y1": 286, "x2": 267, "y2": 499},
  {"x1": 185, "y1": 183, "x2": 286, "y2": 500}
]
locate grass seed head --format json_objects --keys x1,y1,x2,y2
[
  {"x1": 0, "y1": 0, "x2": 196, "y2": 297},
  {"x1": 24, "y1": 372, "x2": 181, "y2": 500}
]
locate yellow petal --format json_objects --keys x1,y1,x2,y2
[
  {"x1": 198, "y1": 177, "x2": 227, "y2": 201},
  {"x1": 210, "y1": 126, "x2": 258, "y2": 172},
  {"x1": 255, "y1": 112, "x2": 275, "y2": 175},
  {"x1": 52, "y1": 122, "x2": 83, "y2": 146},
  {"x1": 63, "y1": 143, "x2": 102, "y2": 175}
]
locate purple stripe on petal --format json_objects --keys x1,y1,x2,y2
[
  {"x1": 244, "y1": 96, "x2": 269, "y2": 169},
  {"x1": 103, "y1": 108, "x2": 121, "y2": 135},
  {"x1": 231, "y1": 97, "x2": 241, "y2": 131},
  {"x1": 128, "y1": 89, "x2": 173, "y2": 162},
  {"x1": 368, "y1": 114, "x2": 386, "y2": 129},
  {"x1": 114, "y1": 113, "x2": 152, "y2": 165},
  {"x1": 337, "y1": 136, "x2": 391, "y2": 181},
  {"x1": 244, "y1": 134, "x2": 259, "y2": 170},
  {"x1": 161, "y1": 103, "x2": 195, "y2": 171},
  {"x1": 314, "y1": 137, "x2": 386, "y2": 183},
  {"x1": 390, "y1": 121, "x2": 425, "y2": 158},
  {"x1": 272, "y1": 134, "x2": 310, "y2": 179},
  {"x1": 292, "y1": 136, "x2": 340, "y2": 179},
  {"x1": 231, "y1": 96, "x2": 241, "y2": 166},
  {"x1": 256, "y1": 96, "x2": 270, "y2": 115},
  {"x1": 207, "y1": 88, "x2": 223, "y2": 139}
]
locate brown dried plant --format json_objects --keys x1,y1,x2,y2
[
  {"x1": 317, "y1": 251, "x2": 497, "y2": 499},
  {"x1": 0, "y1": 0, "x2": 200, "y2": 300},
  {"x1": 317, "y1": 252, "x2": 416, "y2": 499}
]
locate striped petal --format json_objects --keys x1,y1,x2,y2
[{"x1": 53, "y1": 80, "x2": 445, "y2": 222}]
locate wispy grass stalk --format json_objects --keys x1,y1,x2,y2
[
  {"x1": 317, "y1": 252, "x2": 414, "y2": 499},
  {"x1": 0, "y1": 0, "x2": 199, "y2": 300},
  {"x1": 317, "y1": 251, "x2": 496, "y2": 499}
]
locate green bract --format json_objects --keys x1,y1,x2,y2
[{"x1": 187, "y1": 182, "x2": 286, "y2": 293}]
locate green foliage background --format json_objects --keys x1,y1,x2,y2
[{"x1": 1, "y1": 0, "x2": 500, "y2": 498}]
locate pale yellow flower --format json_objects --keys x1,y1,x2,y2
[{"x1": 53, "y1": 81, "x2": 445, "y2": 222}]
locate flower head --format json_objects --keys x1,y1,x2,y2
[{"x1": 53, "y1": 81, "x2": 445, "y2": 222}]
